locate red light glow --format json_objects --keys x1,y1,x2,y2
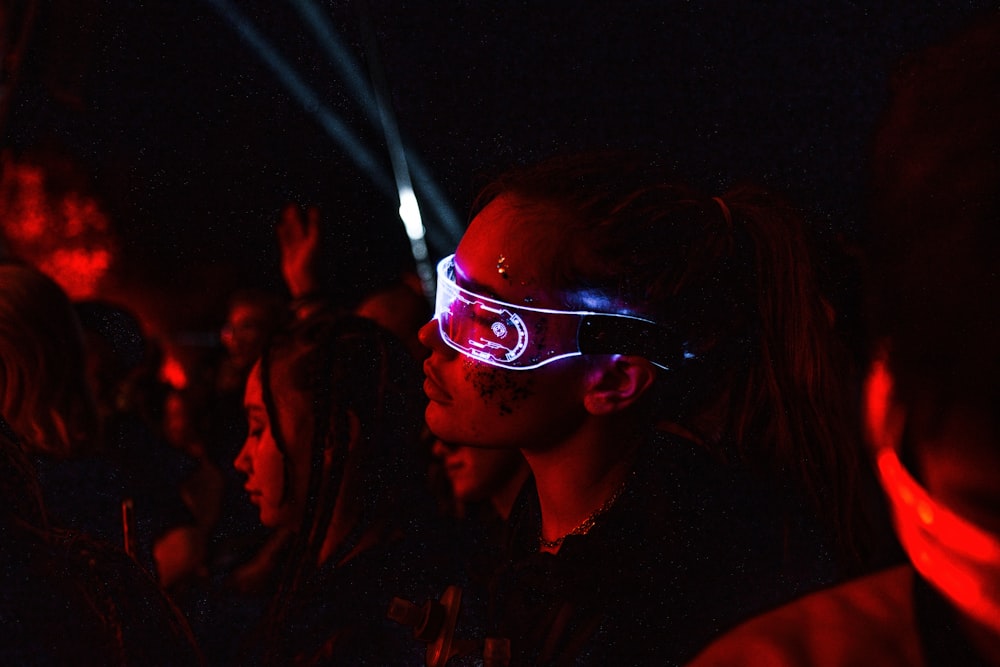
[
  {"x1": 159, "y1": 355, "x2": 189, "y2": 390},
  {"x1": 0, "y1": 159, "x2": 117, "y2": 299},
  {"x1": 38, "y1": 248, "x2": 112, "y2": 300},
  {"x1": 868, "y1": 360, "x2": 1000, "y2": 636}
]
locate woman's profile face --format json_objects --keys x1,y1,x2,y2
[
  {"x1": 234, "y1": 362, "x2": 311, "y2": 529},
  {"x1": 221, "y1": 302, "x2": 276, "y2": 372},
  {"x1": 418, "y1": 195, "x2": 590, "y2": 452},
  {"x1": 432, "y1": 438, "x2": 525, "y2": 503}
]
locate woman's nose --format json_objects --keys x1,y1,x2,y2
[
  {"x1": 417, "y1": 318, "x2": 446, "y2": 354},
  {"x1": 430, "y1": 438, "x2": 448, "y2": 459},
  {"x1": 220, "y1": 324, "x2": 235, "y2": 349},
  {"x1": 234, "y1": 440, "x2": 253, "y2": 475}
]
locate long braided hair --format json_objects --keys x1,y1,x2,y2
[{"x1": 256, "y1": 312, "x2": 426, "y2": 662}]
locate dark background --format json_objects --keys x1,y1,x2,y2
[{"x1": 1, "y1": 0, "x2": 994, "y2": 337}]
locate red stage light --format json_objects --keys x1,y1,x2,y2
[{"x1": 0, "y1": 160, "x2": 117, "y2": 299}]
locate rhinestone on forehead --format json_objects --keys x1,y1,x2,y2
[{"x1": 497, "y1": 254, "x2": 508, "y2": 278}]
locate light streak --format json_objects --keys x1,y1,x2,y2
[
  {"x1": 355, "y1": 0, "x2": 435, "y2": 298},
  {"x1": 288, "y1": 0, "x2": 464, "y2": 249},
  {"x1": 201, "y1": 0, "x2": 396, "y2": 200}
]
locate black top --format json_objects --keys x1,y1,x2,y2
[
  {"x1": 247, "y1": 527, "x2": 459, "y2": 666},
  {"x1": 915, "y1": 572, "x2": 995, "y2": 667},
  {"x1": 486, "y1": 432, "x2": 837, "y2": 666}
]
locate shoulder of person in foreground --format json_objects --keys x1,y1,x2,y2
[{"x1": 686, "y1": 564, "x2": 921, "y2": 667}]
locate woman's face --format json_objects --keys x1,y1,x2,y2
[
  {"x1": 418, "y1": 195, "x2": 590, "y2": 451},
  {"x1": 234, "y1": 362, "x2": 312, "y2": 529},
  {"x1": 222, "y1": 302, "x2": 275, "y2": 373},
  {"x1": 432, "y1": 438, "x2": 526, "y2": 503}
]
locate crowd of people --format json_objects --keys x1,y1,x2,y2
[{"x1": 0, "y1": 11, "x2": 997, "y2": 666}]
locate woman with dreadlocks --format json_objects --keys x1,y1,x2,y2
[{"x1": 234, "y1": 310, "x2": 449, "y2": 665}]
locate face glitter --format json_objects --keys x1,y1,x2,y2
[{"x1": 463, "y1": 358, "x2": 535, "y2": 416}]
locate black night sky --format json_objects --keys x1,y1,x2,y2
[{"x1": 1, "y1": 0, "x2": 994, "y2": 335}]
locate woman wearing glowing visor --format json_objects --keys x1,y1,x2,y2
[
  {"x1": 434, "y1": 253, "x2": 686, "y2": 371},
  {"x1": 416, "y1": 152, "x2": 871, "y2": 665}
]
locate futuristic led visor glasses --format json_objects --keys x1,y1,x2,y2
[{"x1": 434, "y1": 254, "x2": 687, "y2": 370}]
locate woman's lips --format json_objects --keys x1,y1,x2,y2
[
  {"x1": 423, "y1": 366, "x2": 452, "y2": 404},
  {"x1": 442, "y1": 461, "x2": 465, "y2": 483}
]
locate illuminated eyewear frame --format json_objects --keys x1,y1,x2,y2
[{"x1": 434, "y1": 254, "x2": 688, "y2": 370}]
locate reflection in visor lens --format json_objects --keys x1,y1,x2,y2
[{"x1": 441, "y1": 287, "x2": 529, "y2": 365}]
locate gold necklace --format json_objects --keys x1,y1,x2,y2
[{"x1": 538, "y1": 474, "x2": 631, "y2": 550}]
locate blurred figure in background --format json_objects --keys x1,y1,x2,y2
[
  {"x1": 355, "y1": 271, "x2": 432, "y2": 360},
  {"x1": 0, "y1": 415, "x2": 204, "y2": 665},
  {"x1": 689, "y1": 11, "x2": 1000, "y2": 666},
  {"x1": 432, "y1": 438, "x2": 529, "y2": 523},
  {"x1": 0, "y1": 263, "x2": 203, "y2": 664},
  {"x1": 216, "y1": 289, "x2": 288, "y2": 396},
  {"x1": 0, "y1": 261, "x2": 127, "y2": 546},
  {"x1": 157, "y1": 386, "x2": 225, "y2": 590},
  {"x1": 75, "y1": 299, "x2": 200, "y2": 582},
  {"x1": 278, "y1": 202, "x2": 431, "y2": 359},
  {"x1": 429, "y1": 437, "x2": 532, "y2": 655},
  {"x1": 0, "y1": 261, "x2": 99, "y2": 458}
]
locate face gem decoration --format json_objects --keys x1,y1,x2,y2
[{"x1": 497, "y1": 254, "x2": 509, "y2": 280}]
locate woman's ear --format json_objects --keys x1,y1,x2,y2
[{"x1": 583, "y1": 355, "x2": 657, "y2": 416}]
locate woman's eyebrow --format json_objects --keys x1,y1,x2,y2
[
  {"x1": 453, "y1": 262, "x2": 503, "y2": 300},
  {"x1": 461, "y1": 276, "x2": 503, "y2": 300}
]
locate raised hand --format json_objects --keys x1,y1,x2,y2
[{"x1": 277, "y1": 203, "x2": 321, "y2": 299}]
